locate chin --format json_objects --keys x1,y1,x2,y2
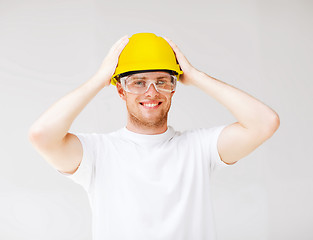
[
  {"x1": 126, "y1": 99, "x2": 171, "y2": 128},
  {"x1": 129, "y1": 112, "x2": 168, "y2": 128}
]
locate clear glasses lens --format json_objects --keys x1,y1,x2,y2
[{"x1": 121, "y1": 73, "x2": 177, "y2": 94}]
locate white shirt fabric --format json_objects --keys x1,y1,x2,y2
[{"x1": 57, "y1": 125, "x2": 231, "y2": 240}]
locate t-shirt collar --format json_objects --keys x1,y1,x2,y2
[{"x1": 120, "y1": 126, "x2": 175, "y2": 145}]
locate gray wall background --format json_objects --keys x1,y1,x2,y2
[{"x1": 1, "y1": 0, "x2": 312, "y2": 239}]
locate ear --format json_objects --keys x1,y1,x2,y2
[{"x1": 116, "y1": 82, "x2": 126, "y2": 101}]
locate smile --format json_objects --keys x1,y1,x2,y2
[{"x1": 139, "y1": 101, "x2": 162, "y2": 109}]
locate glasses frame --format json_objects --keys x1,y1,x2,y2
[{"x1": 119, "y1": 74, "x2": 177, "y2": 94}]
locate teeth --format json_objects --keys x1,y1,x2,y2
[{"x1": 143, "y1": 103, "x2": 158, "y2": 107}]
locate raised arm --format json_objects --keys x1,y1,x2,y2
[
  {"x1": 163, "y1": 36, "x2": 280, "y2": 165},
  {"x1": 28, "y1": 35, "x2": 129, "y2": 174}
]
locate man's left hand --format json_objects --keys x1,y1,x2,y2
[{"x1": 163, "y1": 36, "x2": 200, "y2": 86}]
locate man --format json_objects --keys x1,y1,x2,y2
[{"x1": 28, "y1": 33, "x2": 280, "y2": 240}]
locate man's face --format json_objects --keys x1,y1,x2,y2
[{"x1": 117, "y1": 71, "x2": 175, "y2": 128}]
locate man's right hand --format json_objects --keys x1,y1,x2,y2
[
  {"x1": 28, "y1": 34, "x2": 130, "y2": 175},
  {"x1": 93, "y1": 35, "x2": 129, "y2": 87}
]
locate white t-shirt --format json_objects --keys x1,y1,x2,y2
[{"x1": 58, "y1": 125, "x2": 231, "y2": 240}]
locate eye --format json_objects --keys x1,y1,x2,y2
[
  {"x1": 156, "y1": 80, "x2": 166, "y2": 85},
  {"x1": 133, "y1": 80, "x2": 145, "y2": 86}
]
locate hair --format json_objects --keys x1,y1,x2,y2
[{"x1": 115, "y1": 69, "x2": 177, "y2": 83}]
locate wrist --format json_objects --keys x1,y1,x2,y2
[
  {"x1": 91, "y1": 71, "x2": 112, "y2": 87},
  {"x1": 187, "y1": 68, "x2": 204, "y2": 86},
  {"x1": 87, "y1": 74, "x2": 110, "y2": 91}
]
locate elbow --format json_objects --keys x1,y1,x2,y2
[
  {"x1": 269, "y1": 112, "x2": 280, "y2": 131},
  {"x1": 28, "y1": 125, "x2": 52, "y2": 149},
  {"x1": 28, "y1": 126, "x2": 44, "y2": 146},
  {"x1": 262, "y1": 112, "x2": 280, "y2": 138}
]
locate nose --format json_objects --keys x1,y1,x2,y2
[{"x1": 144, "y1": 82, "x2": 159, "y2": 96}]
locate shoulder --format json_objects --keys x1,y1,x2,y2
[
  {"x1": 73, "y1": 128, "x2": 122, "y2": 144},
  {"x1": 166, "y1": 125, "x2": 227, "y2": 148},
  {"x1": 173, "y1": 125, "x2": 227, "y2": 139}
]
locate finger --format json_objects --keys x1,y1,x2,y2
[
  {"x1": 116, "y1": 36, "x2": 129, "y2": 52},
  {"x1": 163, "y1": 36, "x2": 182, "y2": 56},
  {"x1": 163, "y1": 36, "x2": 192, "y2": 71},
  {"x1": 163, "y1": 36, "x2": 170, "y2": 42},
  {"x1": 110, "y1": 38, "x2": 129, "y2": 62},
  {"x1": 109, "y1": 37, "x2": 129, "y2": 68},
  {"x1": 163, "y1": 36, "x2": 177, "y2": 49},
  {"x1": 108, "y1": 35, "x2": 129, "y2": 55},
  {"x1": 115, "y1": 35, "x2": 129, "y2": 46},
  {"x1": 166, "y1": 39, "x2": 185, "y2": 64},
  {"x1": 100, "y1": 36, "x2": 128, "y2": 66},
  {"x1": 163, "y1": 36, "x2": 171, "y2": 43}
]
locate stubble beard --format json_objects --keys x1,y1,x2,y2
[{"x1": 126, "y1": 101, "x2": 171, "y2": 129}]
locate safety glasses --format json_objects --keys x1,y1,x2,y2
[{"x1": 120, "y1": 73, "x2": 177, "y2": 94}]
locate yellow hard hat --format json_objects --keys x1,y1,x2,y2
[{"x1": 111, "y1": 32, "x2": 183, "y2": 86}]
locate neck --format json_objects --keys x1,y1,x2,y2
[{"x1": 126, "y1": 119, "x2": 168, "y2": 135}]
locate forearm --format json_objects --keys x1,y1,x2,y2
[
  {"x1": 192, "y1": 69, "x2": 279, "y2": 132},
  {"x1": 29, "y1": 35, "x2": 129, "y2": 149},
  {"x1": 162, "y1": 36, "x2": 279, "y2": 130},
  {"x1": 29, "y1": 74, "x2": 106, "y2": 147}
]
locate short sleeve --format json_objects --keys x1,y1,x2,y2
[
  {"x1": 208, "y1": 125, "x2": 230, "y2": 172},
  {"x1": 56, "y1": 133, "x2": 97, "y2": 193},
  {"x1": 196, "y1": 125, "x2": 231, "y2": 173}
]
